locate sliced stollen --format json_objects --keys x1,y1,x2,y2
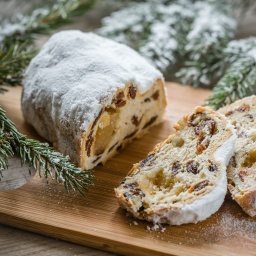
[
  {"x1": 115, "y1": 107, "x2": 236, "y2": 225},
  {"x1": 219, "y1": 96, "x2": 256, "y2": 217},
  {"x1": 22, "y1": 30, "x2": 167, "y2": 170}
]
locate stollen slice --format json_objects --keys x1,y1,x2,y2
[
  {"x1": 219, "y1": 96, "x2": 256, "y2": 217},
  {"x1": 115, "y1": 106, "x2": 236, "y2": 225}
]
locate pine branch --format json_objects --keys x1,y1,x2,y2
[
  {"x1": 205, "y1": 38, "x2": 256, "y2": 109},
  {"x1": 99, "y1": 0, "x2": 249, "y2": 76},
  {"x1": 0, "y1": 0, "x2": 96, "y2": 87},
  {"x1": 0, "y1": 107, "x2": 94, "y2": 194},
  {"x1": 0, "y1": 0, "x2": 96, "y2": 45},
  {"x1": 205, "y1": 58, "x2": 256, "y2": 109},
  {"x1": 176, "y1": 1, "x2": 237, "y2": 87},
  {"x1": 0, "y1": 40, "x2": 36, "y2": 86},
  {"x1": 98, "y1": 0, "x2": 194, "y2": 72}
]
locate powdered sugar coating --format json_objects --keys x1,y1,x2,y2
[{"x1": 22, "y1": 30, "x2": 163, "y2": 141}]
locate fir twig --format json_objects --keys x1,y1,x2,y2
[
  {"x1": 0, "y1": 0, "x2": 96, "y2": 194},
  {"x1": 205, "y1": 57, "x2": 256, "y2": 110},
  {"x1": 205, "y1": 37, "x2": 256, "y2": 109},
  {"x1": 0, "y1": 40, "x2": 36, "y2": 86},
  {"x1": 0, "y1": 107, "x2": 94, "y2": 194},
  {"x1": 176, "y1": 1, "x2": 237, "y2": 87},
  {"x1": 0, "y1": 0, "x2": 96, "y2": 45},
  {"x1": 98, "y1": 0, "x2": 194, "y2": 72},
  {"x1": 99, "y1": 0, "x2": 255, "y2": 86},
  {"x1": 0, "y1": 0, "x2": 96, "y2": 87}
]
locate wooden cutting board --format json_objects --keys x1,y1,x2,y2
[{"x1": 0, "y1": 83, "x2": 256, "y2": 256}]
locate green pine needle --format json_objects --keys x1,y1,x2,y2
[
  {"x1": 0, "y1": 0, "x2": 96, "y2": 87},
  {"x1": 2, "y1": 0, "x2": 96, "y2": 44},
  {"x1": 0, "y1": 107, "x2": 94, "y2": 195},
  {"x1": 175, "y1": 1, "x2": 237, "y2": 87},
  {"x1": 0, "y1": 0, "x2": 96, "y2": 194},
  {"x1": 205, "y1": 57, "x2": 256, "y2": 110},
  {"x1": 0, "y1": 40, "x2": 36, "y2": 86}
]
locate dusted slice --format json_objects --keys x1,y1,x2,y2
[
  {"x1": 219, "y1": 96, "x2": 256, "y2": 217},
  {"x1": 22, "y1": 31, "x2": 166, "y2": 170},
  {"x1": 115, "y1": 107, "x2": 236, "y2": 225}
]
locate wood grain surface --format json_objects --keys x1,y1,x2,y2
[{"x1": 1, "y1": 84, "x2": 256, "y2": 256}]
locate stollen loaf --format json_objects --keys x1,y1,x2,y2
[{"x1": 22, "y1": 30, "x2": 167, "y2": 170}]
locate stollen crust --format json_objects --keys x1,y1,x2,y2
[
  {"x1": 22, "y1": 30, "x2": 167, "y2": 170},
  {"x1": 115, "y1": 107, "x2": 236, "y2": 225},
  {"x1": 219, "y1": 96, "x2": 256, "y2": 217}
]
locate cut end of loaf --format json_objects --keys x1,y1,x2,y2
[
  {"x1": 82, "y1": 79, "x2": 167, "y2": 169},
  {"x1": 116, "y1": 107, "x2": 236, "y2": 225}
]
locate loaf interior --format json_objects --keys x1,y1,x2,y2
[{"x1": 82, "y1": 79, "x2": 166, "y2": 169}]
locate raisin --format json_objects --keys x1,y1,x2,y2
[
  {"x1": 196, "y1": 119, "x2": 215, "y2": 136},
  {"x1": 188, "y1": 113, "x2": 203, "y2": 126},
  {"x1": 123, "y1": 182, "x2": 145, "y2": 200},
  {"x1": 191, "y1": 180, "x2": 209, "y2": 192},
  {"x1": 238, "y1": 170, "x2": 246, "y2": 182},
  {"x1": 124, "y1": 182, "x2": 138, "y2": 189},
  {"x1": 228, "y1": 178, "x2": 236, "y2": 187},
  {"x1": 124, "y1": 130, "x2": 138, "y2": 139},
  {"x1": 138, "y1": 202, "x2": 149, "y2": 212},
  {"x1": 225, "y1": 110, "x2": 234, "y2": 116},
  {"x1": 171, "y1": 161, "x2": 181, "y2": 175},
  {"x1": 116, "y1": 91, "x2": 125, "y2": 99},
  {"x1": 152, "y1": 90, "x2": 159, "y2": 100},
  {"x1": 143, "y1": 116, "x2": 157, "y2": 129},
  {"x1": 188, "y1": 114, "x2": 196, "y2": 126},
  {"x1": 144, "y1": 98, "x2": 151, "y2": 103},
  {"x1": 238, "y1": 170, "x2": 249, "y2": 182},
  {"x1": 195, "y1": 119, "x2": 216, "y2": 154},
  {"x1": 197, "y1": 132, "x2": 205, "y2": 145},
  {"x1": 140, "y1": 153, "x2": 155, "y2": 167},
  {"x1": 129, "y1": 86, "x2": 137, "y2": 99},
  {"x1": 186, "y1": 160, "x2": 199, "y2": 174},
  {"x1": 237, "y1": 104, "x2": 250, "y2": 112},
  {"x1": 197, "y1": 143, "x2": 207, "y2": 155},
  {"x1": 115, "y1": 99, "x2": 126, "y2": 108},
  {"x1": 133, "y1": 189, "x2": 145, "y2": 198},
  {"x1": 124, "y1": 192, "x2": 131, "y2": 201},
  {"x1": 138, "y1": 205, "x2": 145, "y2": 212},
  {"x1": 230, "y1": 156, "x2": 237, "y2": 168},
  {"x1": 117, "y1": 144, "x2": 123, "y2": 152},
  {"x1": 85, "y1": 131, "x2": 94, "y2": 157},
  {"x1": 108, "y1": 142, "x2": 118, "y2": 153},
  {"x1": 245, "y1": 113, "x2": 253, "y2": 119},
  {"x1": 111, "y1": 91, "x2": 125, "y2": 104},
  {"x1": 95, "y1": 148, "x2": 105, "y2": 156},
  {"x1": 204, "y1": 119, "x2": 216, "y2": 135},
  {"x1": 189, "y1": 113, "x2": 215, "y2": 133},
  {"x1": 208, "y1": 161, "x2": 218, "y2": 172},
  {"x1": 92, "y1": 156, "x2": 101, "y2": 164},
  {"x1": 132, "y1": 115, "x2": 139, "y2": 126}
]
